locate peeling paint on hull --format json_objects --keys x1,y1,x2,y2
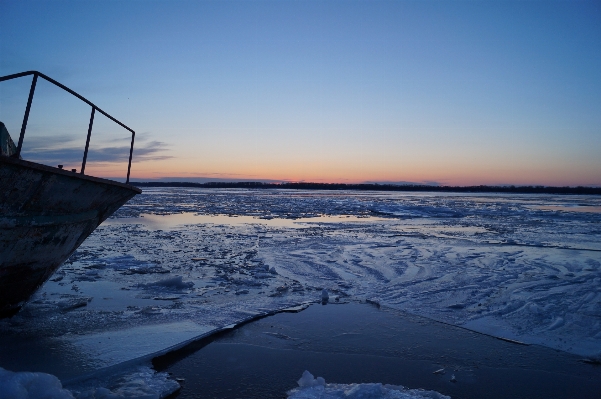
[{"x1": 0, "y1": 156, "x2": 141, "y2": 317}]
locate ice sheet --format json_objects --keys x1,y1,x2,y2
[
  {"x1": 1, "y1": 188, "x2": 600, "y2": 397},
  {"x1": 65, "y1": 321, "x2": 215, "y2": 368}
]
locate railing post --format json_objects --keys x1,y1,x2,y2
[
  {"x1": 15, "y1": 73, "x2": 38, "y2": 158},
  {"x1": 2, "y1": 71, "x2": 137, "y2": 182},
  {"x1": 126, "y1": 131, "x2": 135, "y2": 184},
  {"x1": 81, "y1": 107, "x2": 95, "y2": 174}
]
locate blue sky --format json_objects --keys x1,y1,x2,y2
[{"x1": 1, "y1": 0, "x2": 600, "y2": 185}]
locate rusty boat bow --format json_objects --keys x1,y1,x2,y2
[
  {"x1": 0, "y1": 71, "x2": 142, "y2": 317},
  {"x1": 0, "y1": 156, "x2": 141, "y2": 317}
]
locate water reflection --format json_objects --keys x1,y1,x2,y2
[{"x1": 104, "y1": 212, "x2": 390, "y2": 230}]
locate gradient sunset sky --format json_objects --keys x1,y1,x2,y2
[{"x1": 1, "y1": 0, "x2": 600, "y2": 186}]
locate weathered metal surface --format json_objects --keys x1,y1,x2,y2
[
  {"x1": 0, "y1": 155, "x2": 141, "y2": 317},
  {"x1": 0, "y1": 122, "x2": 18, "y2": 157}
]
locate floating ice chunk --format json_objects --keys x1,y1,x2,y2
[
  {"x1": 269, "y1": 267, "x2": 278, "y2": 275},
  {"x1": 371, "y1": 204, "x2": 462, "y2": 219},
  {"x1": 138, "y1": 306, "x2": 162, "y2": 315},
  {"x1": 450, "y1": 374, "x2": 456, "y2": 383},
  {"x1": 102, "y1": 255, "x2": 145, "y2": 269},
  {"x1": 143, "y1": 276, "x2": 194, "y2": 290},
  {"x1": 101, "y1": 255, "x2": 168, "y2": 275},
  {"x1": 0, "y1": 367, "x2": 74, "y2": 399},
  {"x1": 297, "y1": 370, "x2": 325, "y2": 388},
  {"x1": 57, "y1": 297, "x2": 92, "y2": 311},
  {"x1": 288, "y1": 371, "x2": 450, "y2": 399},
  {"x1": 70, "y1": 366, "x2": 179, "y2": 399},
  {"x1": 282, "y1": 303, "x2": 310, "y2": 313}
]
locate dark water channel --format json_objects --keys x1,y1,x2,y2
[{"x1": 155, "y1": 302, "x2": 601, "y2": 399}]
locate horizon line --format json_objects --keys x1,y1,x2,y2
[{"x1": 128, "y1": 181, "x2": 601, "y2": 194}]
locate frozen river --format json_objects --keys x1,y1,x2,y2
[{"x1": 1, "y1": 188, "x2": 600, "y2": 398}]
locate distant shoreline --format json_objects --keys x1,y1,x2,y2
[{"x1": 131, "y1": 181, "x2": 601, "y2": 195}]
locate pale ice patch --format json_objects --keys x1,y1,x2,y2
[
  {"x1": 0, "y1": 364, "x2": 181, "y2": 399},
  {"x1": 95, "y1": 255, "x2": 168, "y2": 275},
  {"x1": 287, "y1": 371, "x2": 450, "y2": 399},
  {"x1": 0, "y1": 367, "x2": 74, "y2": 399},
  {"x1": 371, "y1": 204, "x2": 462, "y2": 219},
  {"x1": 296, "y1": 370, "x2": 326, "y2": 388},
  {"x1": 140, "y1": 275, "x2": 194, "y2": 290},
  {"x1": 64, "y1": 321, "x2": 215, "y2": 369},
  {"x1": 69, "y1": 366, "x2": 179, "y2": 399}
]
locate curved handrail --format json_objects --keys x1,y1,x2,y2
[{"x1": 0, "y1": 71, "x2": 135, "y2": 183}]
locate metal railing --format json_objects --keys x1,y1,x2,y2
[{"x1": 0, "y1": 71, "x2": 135, "y2": 184}]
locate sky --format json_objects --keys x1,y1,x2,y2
[{"x1": 1, "y1": 0, "x2": 600, "y2": 186}]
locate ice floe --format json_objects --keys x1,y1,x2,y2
[
  {"x1": 140, "y1": 275, "x2": 194, "y2": 290},
  {"x1": 287, "y1": 371, "x2": 450, "y2": 399},
  {"x1": 68, "y1": 365, "x2": 179, "y2": 399},
  {"x1": 0, "y1": 367, "x2": 74, "y2": 399}
]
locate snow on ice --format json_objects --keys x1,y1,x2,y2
[
  {"x1": 0, "y1": 367, "x2": 73, "y2": 399},
  {"x1": 0, "y1": 365, "x2": 180, "y2": 399},
  {"x1": 0, "y1": 188, "x2": 600, "y2": 397},
  {"x1": 287, "y1": 370, "x2": 450, "y2": 399}
]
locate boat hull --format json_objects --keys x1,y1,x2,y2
[{"x1": 0, "y1": 156, "x2": 141, "y2": 317}]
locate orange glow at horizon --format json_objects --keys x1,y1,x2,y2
[{"x1": 114, "y1": 155, "x2": 601, "y2": 187}]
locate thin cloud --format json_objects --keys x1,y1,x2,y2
[
  {"x1": 22, "y1": 138, "x2": 172, "y2": 166},
  {"x1": 22, "y1": 134, "x2": 81, "y2": 150}
]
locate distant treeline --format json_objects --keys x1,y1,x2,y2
[{"x1": 132, "y1": 181, "x2": 601, "y2": 195}]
